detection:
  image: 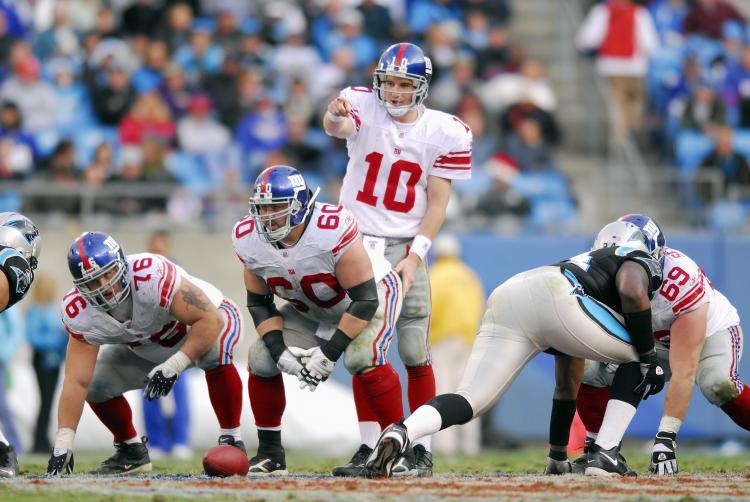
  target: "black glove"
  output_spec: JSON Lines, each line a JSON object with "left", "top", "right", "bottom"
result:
{"left": 649, "top": 431, "right": 678, "bottom": 475}
{"left": 47, "top": 449, "right": 74, "bottom": 476}
{"left": 634, "top": 350, "right": 665, "bottom": 399}
{"left": 143, "top": 368, "right": 178, "bottom": 401}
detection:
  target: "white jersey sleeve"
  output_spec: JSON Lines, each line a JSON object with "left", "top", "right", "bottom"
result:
{"left": 428, "top": 111, "right": 473, "bottom": 181}
{"left": 339, "top": 86, "right": 379, "bottom": 139}
{"left": 129, "top": 253, "right": 183, "bottom": 311}
{"left": 60, "top": 288, "right": 93, "bottom": 344}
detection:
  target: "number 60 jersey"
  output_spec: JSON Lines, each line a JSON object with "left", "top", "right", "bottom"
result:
{"left": 232, "top": 202, "right": 392, "bottom": 330}
{"left": 337, "top": 86, "right": 472, "bottom": 238}
{"left": 652, "top": 248, "right": 739, "bottom": 346}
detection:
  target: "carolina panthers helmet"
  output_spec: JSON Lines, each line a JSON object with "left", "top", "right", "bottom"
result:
{"left": 0, "top": 212, "right": 40, "bottom": 269}
{"left": 373, "top": 42, "right": 432, "bottom": 117}
{"left": 68, "top": 232, "right": 130, "bottom": 310}
{"left": 593, "top": 214, "right": 666, "bottom": 266}
{"left": 249, "top": 165, "right": 320, "bottom": 243}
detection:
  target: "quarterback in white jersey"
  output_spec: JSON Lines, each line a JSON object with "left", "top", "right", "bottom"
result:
{"left": 47, "top": 232, "right": 245, "bottom": 476}
{"left": 233, "top": 166, "right": 404, "bottom": 476}
{"left": 578, "top": 218, "right": 749, "bottom": 475}
{"left": 325, "top": 42, "right": 471, "bottom": 476}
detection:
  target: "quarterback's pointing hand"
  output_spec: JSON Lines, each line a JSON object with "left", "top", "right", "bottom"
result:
{"left": 327, "top": 97, "right": 352, "bottom": 118}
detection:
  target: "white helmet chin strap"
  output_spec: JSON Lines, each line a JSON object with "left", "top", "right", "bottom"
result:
{"left": 385, "top": 103, "right": 413, "bottom": 117}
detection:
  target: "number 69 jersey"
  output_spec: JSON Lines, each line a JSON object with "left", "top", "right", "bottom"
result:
{"left": 61, "top": 253, "right": 224, "bottom": 355}
{"left": 651, "top": 248, "right": 739, "bottom": 346}
{"left": 232, "top": 202, "right": 391, "bottom": 331}
{"left": 337, "top": 86, "right": 472, "bottom": 238}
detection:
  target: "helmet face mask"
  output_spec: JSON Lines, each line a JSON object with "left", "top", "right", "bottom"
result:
{"left": 373, "top": 43, "right": 432, "bottom": 117}
{"left": 68, "top": 232, "right": 130, "bottom": 311}
{"left": 0, "top": 212, "right": 40, "bottom": 269}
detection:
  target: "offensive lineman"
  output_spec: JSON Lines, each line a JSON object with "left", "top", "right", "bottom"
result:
{"left": 47, "top": 232, "right": 245, "bottom": 475}
{"left": 0, "top": 212, "right": 41, "bottom": 477}
{"left": 575, "top": 215, "right": 749, "bottom": 475}
{"left": 324, "top": 42, "right": 472, "bottom": 476}
{"left": 233, "top": 165, "right": 404, "bottom": 475}
{"left": 366, "top": 215, "right": 667, "bottom": 477}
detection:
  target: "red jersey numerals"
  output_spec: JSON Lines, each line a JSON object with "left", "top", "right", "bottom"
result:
{"left": 356, "top": 151, "right": 422, "bottom": 213}
{"left": 235, "top": 216, "right": 255, "bottom": 238}
{"left": 317, "top": 204, "right": 342, "bottom": 229}
{"left": 659, "top": 266, "right": 690, "bottom": 301}
{"left": 64, "top": 294, "right": 87, "bottom": 318}
{"left": 266, "top": 273, "right": 346, "bottom": 313}
{"left": 132, "top": 257, "right": 153, "bottom": 291}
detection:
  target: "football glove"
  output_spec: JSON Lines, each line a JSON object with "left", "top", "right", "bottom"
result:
{"left": 277, "top": 347, "right": 321, "bottom": 391}
{"left": 303, "top": 346, "right": 335, "bottom": 382}
{"left": 649, "top": 431, "right": 678, "bottom": 475}
{"left": 47, "top": 449, "right": 74, "bottom": 476}
{"left": 143, "top": 351, "right": 192, "bottom": 401}
{"left": 634, "top": 350, "right": 665, "bottom": 400}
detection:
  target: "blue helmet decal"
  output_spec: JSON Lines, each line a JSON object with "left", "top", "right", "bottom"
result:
{"left": 68, "top": 232, "right": 130, "bottom": 310}
{"left": 618, "top": 214, "right": 666, "bottom": 265}
{"left": 373, "top": 42, "right": 432, "bottom": 116}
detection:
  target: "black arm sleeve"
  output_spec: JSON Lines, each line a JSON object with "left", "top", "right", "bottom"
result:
{"left": 623, "top": 308, "right": 656, "bottom": 359}
{"left": 246, "top": 290, "right": 281, "bottom": 327}
{"left": 345, "top": 277, "right": 379, "bottom": 321}
{"left": 0, "top": 250, "right": 33, "bottom": 311}
{"left": 262, "top": 329, "right": 287, "bottom": 363}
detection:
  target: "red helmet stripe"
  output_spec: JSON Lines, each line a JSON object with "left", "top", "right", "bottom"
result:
{"left": 395, "top": 43, "right": 408, "bottom": 66}
{"left": 77, "top": 237, "right": 92, "bottom": 271}
{"left": 260, "top": 168, "right": 274, "bottom": 192}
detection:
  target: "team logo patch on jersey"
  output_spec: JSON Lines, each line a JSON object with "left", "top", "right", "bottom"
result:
{"left": 394, "top": 147, "right": 401, "bottom": 155}
{"left": 9, "top": 265, "right": 31, "bottom": 294}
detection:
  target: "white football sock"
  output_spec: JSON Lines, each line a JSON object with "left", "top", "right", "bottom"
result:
{"left": 404, "top": 405, "right": 441, "bottom": 444}
{"left": 412, "top": 435, "right": 432, "bottom": 451}
{"left": 124, "top": 436, "right": 141, "bottom": 444}
{"left": 220, "top": 427, "right": 242, "bottom": 441}
{"left": 595, "top": 400, "right": 636, "bottom": 450}
{"left": 586, "top": 431, "right": 598, "bottom": 441}
{"left": 359, "top": 421, "right": 381, "bottom": 449}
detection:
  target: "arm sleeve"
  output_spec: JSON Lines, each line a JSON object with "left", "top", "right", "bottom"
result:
{"left": 431, "top": 117, "right": 473, "bottom": 180}
{"left": 0, "top": 247, "right": 33, "bottom": 309}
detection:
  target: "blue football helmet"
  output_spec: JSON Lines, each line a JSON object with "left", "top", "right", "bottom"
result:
{"left": 68, "top": 232, "right": 130, "bottom": 310}
{"left": 0, "top": 212, "right": 40, "bottom": 269}
{"left": 593, "top": 214, "right": 666, "bottom": 266}
{"left": 373, "top": 42, "right": 432, "bottom": 116}
{"left": 249, "top": 165, "right": 320, "bottom": 243}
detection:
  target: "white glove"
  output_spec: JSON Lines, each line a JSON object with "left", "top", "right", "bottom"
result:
{"left": 304, "top": 346, "right": 336, "bottom": 382}
{"left": 276, "top": 347, "right": 305, "bottom": 376}
{"left": 649, "top": 431, "right": 678, "bottom": 475}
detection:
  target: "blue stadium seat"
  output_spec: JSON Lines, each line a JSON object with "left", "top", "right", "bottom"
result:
{"left": 32, "top": 128, "right": 60, "bottom": 158}
{"left": 731, "top": 129, "right": 750, "bottom": 159}
{"left": 675, "top": 130, "right": 714, "bottom": 176}
{"left": 683, "top": 35, "right": 725, "bottom": 70}
{"left": 166, "top": 152, "right": 213, "bottom": 195}
{"left": 707, "top": 199, "right": 747, "bottom": 232}
{"left": 73, "top": 126, "right": 119, "bottom": 168}
{"left": 527, "top": 198, "right": 578, "bottom": 230}
{"left": 511, "top": 171, "right": 571, "bottom": 200}
{"left": 0, "top": 193, "right": 22, "bottom": 212}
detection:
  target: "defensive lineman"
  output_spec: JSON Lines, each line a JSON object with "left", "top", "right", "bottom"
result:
{"left": 233, "top": 165, "right": 404, "bottom": 475}
{"left": 366, "top": 215, "right": 667, "bottom": 477}
{"left": 0, "top": 213, "right": 41, "bottom": 477}
{"left": 576, "top": 215, "right": 749, "bottom": 475}
{"left": 47, "top": 232, "right": 245, "bottom": 475}
{"left": 324, "top": 42, "right": 472, "bottom": 476}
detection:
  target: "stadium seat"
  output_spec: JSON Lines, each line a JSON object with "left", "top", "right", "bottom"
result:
{"left": 731, "top": 129, "right": 750, "bottom": 160}
{"left": 675, "top": 130, "right": 715, "bottom": 176}
{"left": 73, "top": 126, "right": 119, "bottom": 168}
{"left": 0, "top": 193, "right": 22, "bottom": 212}
{"left": 511, "top": 171, "right": 571, "bottom": 201}
{"left": 166, "top": 152, "right": 213, "bottom": 195}
{"left": 707, "top": 200, "right": 747, "bottom": 232}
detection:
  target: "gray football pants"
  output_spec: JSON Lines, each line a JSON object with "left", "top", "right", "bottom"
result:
{"left": 456, "top": 266, "right": 639, "bottom": 418}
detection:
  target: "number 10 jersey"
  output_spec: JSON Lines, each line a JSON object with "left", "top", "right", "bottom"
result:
{"left": 337, "top": 87, "right": 473, "bottom": 238}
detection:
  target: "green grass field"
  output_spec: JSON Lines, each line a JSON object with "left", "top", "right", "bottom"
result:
{"left": 1, "top": 447, "right": 748, "bottom": 502}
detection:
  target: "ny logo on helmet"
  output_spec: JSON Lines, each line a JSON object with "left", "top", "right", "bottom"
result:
{"left": 642, "top": 220, "right": 661, "bottom": 241}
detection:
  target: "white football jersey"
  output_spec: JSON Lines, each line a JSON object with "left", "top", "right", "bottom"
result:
{"left": 651, "top": 247, "right": 739, "bottom": 346}
{"left": 337, "top": 87, "right": 472, "bottom": 238}
{"left": 61, "top": 253, "right": 224, "bottom": 349}
{"left": 232, "top": 202, "right": 391, "bottom": 332}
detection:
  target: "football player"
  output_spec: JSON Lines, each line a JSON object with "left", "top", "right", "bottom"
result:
{"left": 0, "top": 212, "right": 41, "bottom": 477}
{"left": 232, "top": 165, "right": 404, "bottom": 476}
{"left": 47, "top": 232, "right": 245, "bottom": 476}
{"left": 575, "top": 214, "right": 749, "bottom": 475}
{"left": 323, "top": 42, "right": 472, "bottom": 476}
{"left": 366, "top": 215, "right": 667, "bottom": 477}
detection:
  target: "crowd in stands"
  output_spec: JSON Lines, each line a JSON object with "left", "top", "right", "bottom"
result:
{"left": 0, "top": 0, "right": 577, "bottom": 231}
{"left": 578, "top": 0, "right": 750, "bottom": 230}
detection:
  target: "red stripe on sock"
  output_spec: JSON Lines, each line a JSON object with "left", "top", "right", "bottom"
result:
{"left": 576, "top": 384, "right": 610, "bottom": 433}
{"left": 248, "top": 373, "right": 285, "bottom": 428}
{"left": 720, "top": 386, "right": 750, "bottom": 431}
{"left": 354, "top": 364, "right": 404, "bottom": 429}
{"left": 88, "top": 396, "right": 137, "bottom": 443}
{"left": 205, "top": 364, "right": 243, "bottom": 429}
{"left": 406, "top": 364, "right": 436, "bottom": 412}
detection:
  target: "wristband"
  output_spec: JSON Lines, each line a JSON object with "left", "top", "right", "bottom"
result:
{"left": 262, "top": 329, "right": 287, "bottom": 363}
{"left": 163, "top": 350, "right": 193, "bottom": 375}
{"left": 409, "top": 234, "right": 432, "bottom": 261}
{"left": 54, "top": 427, "right": 75, "bottom": 451}
{"left": 658, "top": 415, "right": 682, "bottom": 435}
{"left": 320, "top": 329, "right": 352, "bottom": 362}
{"left": 325, "top": 111, "right": 346, "bottom": 123}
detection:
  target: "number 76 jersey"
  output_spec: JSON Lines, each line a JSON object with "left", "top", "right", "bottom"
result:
{"left": 338, "top": 86, "right": 473, "bottom": 238}
{"left": 651, "top": 248, "right": 739, "bottom": 345}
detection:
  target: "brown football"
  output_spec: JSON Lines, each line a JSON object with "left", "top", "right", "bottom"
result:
{"left": 202, "top": 445, "right": 249, "bottom": 477}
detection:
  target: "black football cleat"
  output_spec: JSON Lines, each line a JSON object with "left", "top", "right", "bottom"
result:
{"left": 332, "top": 444, "right": 373, "bottom": 477}
{"left": 0, "top": 442, "right": 18, "bottom": 477}
{"left": 90, "top": 437, "right": 152, "bottom": 475}
{"left": 365, "top": 422, "right": 409, "bottom": 478}
{"left": 218, "top": 435, "right": 247, "bottom": 455}
{"left": 248, "top": 447, "right": 288, "bottom": 476}
{"left": 584, "top": 443, "right": 637, "bottom": 477}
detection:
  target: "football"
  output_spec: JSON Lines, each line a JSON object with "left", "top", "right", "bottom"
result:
{"left": 202, "top": 445, "right": 249, "bottom": 477}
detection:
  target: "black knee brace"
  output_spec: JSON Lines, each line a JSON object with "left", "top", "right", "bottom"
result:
{"left": 611, "top": 362, "right": 644, "bottom": 408}
{"left": 427, "top": 393, "right": 474, "bottom": 429}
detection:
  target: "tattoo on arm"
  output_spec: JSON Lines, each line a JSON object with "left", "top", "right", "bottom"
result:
{"left": 180, "top": 285, "right": 211, "bottom": 312}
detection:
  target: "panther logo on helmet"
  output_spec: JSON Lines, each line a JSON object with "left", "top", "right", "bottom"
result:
{"left": 0, "top": 212, "right": 41, "bottom": 269}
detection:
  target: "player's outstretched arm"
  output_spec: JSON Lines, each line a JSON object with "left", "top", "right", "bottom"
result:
{"left": 323, "top": 96, "right": 355, "bottom": 139}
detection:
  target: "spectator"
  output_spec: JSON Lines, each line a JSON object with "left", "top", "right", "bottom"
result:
{"left": 424, "top": 20, "right": 463, "bottom": 80}
{"left": 475, "top": 153, "right": 531, "bottom": 219}
{"left": 201, "top": 56, "right": 242, "bottom": 128}
{"left": 176, "top": 93, "right": 230, "bottom": 155}
{"left": 456, "top": 93, "right": 497, "bottom": 165}
{"left": 83, "top": 142, "right": 114, "bottom": 189}
{"left": 213, "top": 5, "right": 242, "bottom": 57}
{"left": 282, "top": 77, "right": 315, "bottom": 126}
{"left": 234, "top": 95, "right": 287, "bottom": 162}
{"left": 159, "top": 63, "right": 193, "bottom": 120}
{"left": 31, "top": 2, "right": 79, "bottom": 60}
{"left": 119, "top": 92, "right": 176, "bottom": 146}
{"left": 480, "top": 57, "right": 557, "bottom": 115}
{"left": 280, "top": 119, "right": 324, "bottom": 174}
{"left": 155, "top": 2, "right": 194, "bottom": 54}
{"left": 120, "top": 0, "right": 162, "bottom": 38}
{"left": 682, "top": 0, "right": 744, "bottom": 40}
{"left": 357, "top": 0, "right": 393, "bottom": 42}
{"left": 25, "top": 272, "right": 67, "bottom": 453}
{"left": 459, "top": 0, "right": 512, "bottom": 26}
{"left": 269, "top": 31, "right": 322, "bottom": 84}
{"left": 48, "top": 57, "right": 94, "bottom": 135}
{"left": 0, "top": 10, "right": 20, "bottom": 65}
{"left": 695, "top": 125, "right": 750, "bottom": 202}
{"left": 475, "top": 23, "right": 511, "bottom": 80}
{"left": 648, "top": 0, "right": 689, "bottom": 46}
{"left": 90, "top": 63, "right": 136, "bottom": 126}
{"left": 501, "top": 99, "right": 561, "bottom": 147}
{"left": 408, "top": 0, "right": 462, "bottom": 36}
{"left": 577, "top": 0, "right": 659, "bottom": 141}
{"left": 0, "top": 306, "right": 23, "bottom": 452}
{"left": 173, "top": 18, "right": 225, "bottom": 86}
{"left": 140, "top": 230, "right": 193, "bottom": 460}
{"left": 679, "top": 79, "right": 727, "bottom": 132}
{"left": 428, "top": 233, "right": 485, "bottom": 455}
{"left": 39, "top": 139, "right": 77, "bottom": 183}
{"left": 0, "top": 54, "right": 57, "bottom": 132}
{"left": 131, "top": 39, "right": 170, "bottom": 93}
{"left": 321, "top": 9, "right": 377, "bottom": 70}
{"left": 502, "top": 117, "right": 558, "bottom": 172}
{"left": 722, "top": 44, "right": 750, "bottom": 127}
{"left": 0, "top": 101, "right": 37, "bottom": 179}
{"left": 430, "top": 52, "right": 480, "bottom": 114}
